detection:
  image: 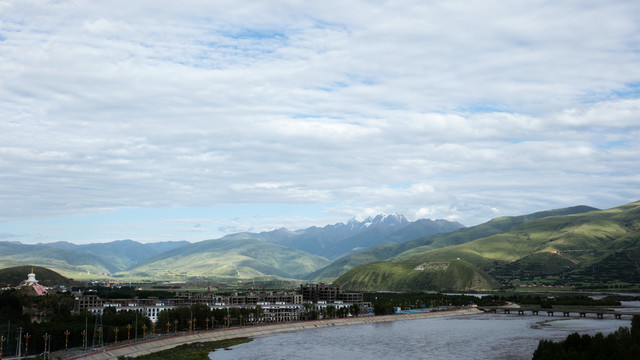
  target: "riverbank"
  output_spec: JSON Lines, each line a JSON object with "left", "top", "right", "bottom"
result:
{"left": 64, "top": 307, "right": 482, "bottom": 360}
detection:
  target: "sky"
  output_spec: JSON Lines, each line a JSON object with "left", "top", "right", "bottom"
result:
{"left": 1, "top": 0, "right": 639, "bottom": 244}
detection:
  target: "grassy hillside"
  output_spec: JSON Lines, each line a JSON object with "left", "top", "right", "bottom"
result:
{"left": 122, "top": 239, "right": 331, "bottom": 281}
{"left": 0, "top": 265, "right": 77, "bottom": 287}
{"left": 400, "top": 201, "right": 638, "bottom": 268}
{"left": 306, "top": 243, "right": 401, "bottom": 282}
{"left": 337, "top": 201, "right": 640, "bottom": 291}
{"left": 0, "top": 240, "right": 190, "bottom": 280}
{"left": 0, "top": 242, "right": 114, "bottom": 278}
{"left": 310, "top": 205, "right": 596, "bottom": 282}
{"left": 336, "top": 259, "right": 499, "bottom": 291}
{"left": 390, "top": 205, "right": 599, "bottom": 259}
{"left": 319, "top": 218, "right": 464, "bottom": 259}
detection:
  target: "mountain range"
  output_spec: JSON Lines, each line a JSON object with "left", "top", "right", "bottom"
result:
{"left": 0, "top": 215, "right": 462, "bottom": 281}
{"left": 2, "top": 200, "right": 639, "bottom": 292}
{"left": 0, "top": 240, "right": 190, "bottom": 276}
{"left": 223, "top": 214, "right": 463, "bottom": 259}
{"left": 336, "top": 201, "right": 640, "bottom": 291}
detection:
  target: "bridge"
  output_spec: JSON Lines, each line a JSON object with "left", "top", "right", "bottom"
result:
{"left": 478, "top": 306, "right": 635, "bottom": 319}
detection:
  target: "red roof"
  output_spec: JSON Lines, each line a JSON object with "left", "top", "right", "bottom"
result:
{"left": 32, "top": 285, "right": 48, "bottom": 296}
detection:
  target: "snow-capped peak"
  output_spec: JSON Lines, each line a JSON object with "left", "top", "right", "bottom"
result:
{"left": 330, "top": 213, "right": 409, "bottom": 230}
{"left": 361, "top": 213, "right": 408, "bottom": 227}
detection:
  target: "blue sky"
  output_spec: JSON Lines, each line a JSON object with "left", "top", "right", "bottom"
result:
{"left": 1, "top": 0, "right": 639, "bottom": 244}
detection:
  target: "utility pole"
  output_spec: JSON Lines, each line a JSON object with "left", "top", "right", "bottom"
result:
{"left": 23, "top": 333, "right": 30, "bottom": 357}
{"left": 42, "top": 333, "right": 50, "bottom": 360}
{"left": 85, "top": 316, "right": 88, "bottom": 352}
{"left": 16, "top": 327, "right": 22, "bottom": 359}
{"left": 64, "top": 330, "right": 70, "bottom": 351}
{"left": 5, "top": 320, "right": 9, "bottom": 360}
{"left": 135, "top": 311, "right": 138, "bottom": 341}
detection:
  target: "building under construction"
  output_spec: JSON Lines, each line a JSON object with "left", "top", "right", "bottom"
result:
{"left": 299, "top": 283, "right": 363, "bottom": 304}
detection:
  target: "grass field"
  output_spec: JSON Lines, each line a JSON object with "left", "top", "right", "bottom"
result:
{"left": 116, "top": 338, "right": 252, "bottom": 360}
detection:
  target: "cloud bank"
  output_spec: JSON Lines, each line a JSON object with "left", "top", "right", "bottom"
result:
{"left": 1, "top": 0, "right": 639, "bottom": 242}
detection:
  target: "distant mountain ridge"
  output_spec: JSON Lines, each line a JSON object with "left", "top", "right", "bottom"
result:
{"left": 223, "top": 214, "right": 464, "bottom": 260}
{"left": 118, "top": 214, "right": 463, "bottom": 280}
{"left": 308, "top": 205, "right": 598, "bottom": 282}
{"left": 0, "top": 240, "right": 190, "bottom": 278}
{"left": 123, "top": 238, "right": 332, "bottom": 280}
{"left": 336, "top": 201, "right": 640, "bottom": 292}
{"left": 5, "top": 202, "right": 637, "bottom": 292}
{"left": 0, "top": 214, "right": 463, "bottom": 281}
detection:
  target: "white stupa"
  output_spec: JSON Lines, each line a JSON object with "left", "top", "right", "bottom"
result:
{"left": 25, "top": 267, "right": 39, "bottom": 286}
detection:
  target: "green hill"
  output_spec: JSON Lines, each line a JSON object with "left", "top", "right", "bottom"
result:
{"left": 0, "top": 240, "right": 189, "bottom": 279}
{"left": 337, "top": 201, "right": 640, "bottom": 291}
{"left": 310, "top": 205, "right": 597, "bottom": 282}
{"left": 0, "top": 265, "right": 77, "bottom": 287}
{"left": 0, "top": 242, "right": 113, "bottom": 278}
{"left": 121, "top": 239, "right": 331, "bottom": 281}
{"left": 336, "top": 259, "right": 499, "bottom": 291}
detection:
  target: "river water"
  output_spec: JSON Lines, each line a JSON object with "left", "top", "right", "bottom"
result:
{"left": 209, "top": 313, "right": 631, "bottom": 360}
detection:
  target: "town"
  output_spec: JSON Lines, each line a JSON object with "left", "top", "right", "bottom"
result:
{"left": 1, "top": 268, "right": 370, "bottom": 358}
{"left": 75, "top": 282, "right": 366, "bottom": 325}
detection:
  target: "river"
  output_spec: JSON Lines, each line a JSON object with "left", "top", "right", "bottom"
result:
{"left": 209, "top": 313, "right": 631, "bottom": 360}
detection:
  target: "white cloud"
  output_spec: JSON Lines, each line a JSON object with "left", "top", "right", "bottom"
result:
{"left": 0, "top": 0, "right": 639, "bottom": 242}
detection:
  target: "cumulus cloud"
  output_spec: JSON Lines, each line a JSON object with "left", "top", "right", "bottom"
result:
{"left": 1, "top": 0, "right": 639, "bottom": 242}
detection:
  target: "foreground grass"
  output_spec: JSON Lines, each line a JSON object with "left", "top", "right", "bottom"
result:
{"left": 116, "top": 337, "right": 253, "bottom": 360}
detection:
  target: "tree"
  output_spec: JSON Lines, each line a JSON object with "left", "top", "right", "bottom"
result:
{"left": 302, "top": 303, "right": 314, "bottom": 320}
{"left": 325, "top": 305, "right": 336, "bottom": 319}
{"left": 533, "top": 315, "right": 640, "bottom": 359}
{"left": 253, "top": 305, "right": 264, "bottom": 324}
{"left": 350, "top": 303, "right": 360, "bottom": 317}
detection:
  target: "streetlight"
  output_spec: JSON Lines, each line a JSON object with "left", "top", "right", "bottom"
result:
{"left": 114, "top": 327, "right": 119, "bottom": 345}
{"left": 43, "top": 333, "right": 50, "bottom": 360}
{"left": 81, "top": 330, "right": 87, "bottom": 350}
{"left": 142, "top": 325, "right": 147, "bottom": 339}
{"left": 0, "top": 335, "right": 5, "bottom": 360}
{"left": 64, "top": 330, "right": 70, "bottom": 351}
{"left": 24, "top": 333, "right": 31, "bottom": 357}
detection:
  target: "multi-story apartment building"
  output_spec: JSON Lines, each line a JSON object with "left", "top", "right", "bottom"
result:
{"left": 299, "top": 283, "right": 363, "bottom": 304}
{"left": 73, "top": 284, "right": 361, "bottom": 324}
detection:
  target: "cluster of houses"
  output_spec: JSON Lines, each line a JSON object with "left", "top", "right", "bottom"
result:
{"left": 74, "top": 283, "right": 368, "bottom": 323}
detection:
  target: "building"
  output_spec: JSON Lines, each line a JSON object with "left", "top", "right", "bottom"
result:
{"left": 173, "top": 291, "right": 303, "bottom": 306}
{"left": 299, "top": 283, "right": 363, "bottom": 304}
{"left": 74, "top": 292, "right": 104, "bottom": 313}
{"left": 18, "top": 268, "right": 48, "bottom": 296}
{"left": 74, "top": 285, "right": 361, "bottom": 324}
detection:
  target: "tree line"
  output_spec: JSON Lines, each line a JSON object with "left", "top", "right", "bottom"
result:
{"left": 533, "top": 315, "right": 640, "bottom": 359}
